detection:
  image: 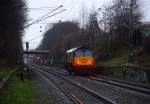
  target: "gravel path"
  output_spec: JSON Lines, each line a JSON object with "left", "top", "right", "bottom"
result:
{"left": 30, "top": 68, "right": 74, "bottom": 104}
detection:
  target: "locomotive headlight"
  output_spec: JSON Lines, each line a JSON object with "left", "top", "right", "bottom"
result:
{"left": 88, "top": 61, "right": 91, "bottom": 64}
{"left": 77, "top": 61, "right": 80, "bottom": 65}
{"left": 74, "top": 58, "right": 81, "bottom": 66}
{"left": 88, "top": 60, "right": 93, "bottom": 65}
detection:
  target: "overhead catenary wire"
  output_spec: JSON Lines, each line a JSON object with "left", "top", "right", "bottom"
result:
{"left": 24, "top": 6, "right": 65, "bottom": 11}
{"left": 25, "top": 9, "right": 66, "bottom": 42}
{"left": 34, "top": 9, "right": 65, "bottom": 23}
{"left": 27, "top": 9, "right": 65, "bottom": 27}
{"left": 24, "top": 5, "right": 63, "bottom": 28}
{"left": 26, "top": 8, "right": 64, "bottom": 11}
{"left": 17, "top": 5, "right": 60, "bottom": 9}
{"left": 35, "top": 22, "right": 58, "bottom": 24}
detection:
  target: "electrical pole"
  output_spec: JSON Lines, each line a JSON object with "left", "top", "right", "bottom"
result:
{"left": 26, "top": 42, "right": 29, "bottom": 67}
{"left": 129, "top": 0, "right": 136, "bottom": 63}
{"left": 109, "top": 22, "right": 112, "bottom": 57}
{"left": 108, "top": 10, "right": 114, "bottom": 57}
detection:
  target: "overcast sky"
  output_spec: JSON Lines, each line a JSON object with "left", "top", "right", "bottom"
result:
{"left": 23, "top": 0, "right": 150, "bottom": 50}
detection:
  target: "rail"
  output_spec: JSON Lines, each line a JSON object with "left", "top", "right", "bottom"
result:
{"left": 32, "top": 65, "right": 116, "bottom": 104}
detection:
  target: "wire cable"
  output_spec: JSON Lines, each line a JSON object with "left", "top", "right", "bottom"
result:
{"left": 24, "top": 5, "right": 63, "bottom": 28}
{"left": 25, "top": 9, "right": 66, "bottom": 42}
{"left": 29, "top": 9, "right": 65, "bottom": 26}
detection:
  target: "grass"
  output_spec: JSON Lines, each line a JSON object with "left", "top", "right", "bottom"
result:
{"left": 0, "top": 73, "right": 35, "bottom": 104}
{"left": 101, "top": 48, "right": 150, "bottom": 66}
{"left": 0, "top": 68, "right": 12, "bottom": 78}
{"left": 103, "top": 54, "right": 128, "bottom": 65}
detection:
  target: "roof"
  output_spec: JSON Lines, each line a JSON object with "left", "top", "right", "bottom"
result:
{"left": 66, "top": 46, "right": 91, "bottom": 53}
{"left": 66, "top": 47, "right": 78, "bottom": 53}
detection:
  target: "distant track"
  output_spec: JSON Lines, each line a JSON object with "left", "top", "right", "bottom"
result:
{"left": 95, "top": 75, "right": 150, "bottom": 89}
{"left": 88, "top": 76, "right": 150, "bottom": 96}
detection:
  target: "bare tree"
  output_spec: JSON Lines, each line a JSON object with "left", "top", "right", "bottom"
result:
{"left": 102, "top": 0, "right": 142, "bottom": 49}
{"left": 80, "top": 4, "right": 89, "bottom": 29}
{"left": 85, "top": 10, "right": 100, "bottom": 48}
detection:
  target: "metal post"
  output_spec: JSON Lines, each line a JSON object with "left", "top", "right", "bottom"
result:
{"left": 109, "top": 24, "right": 112, "bottom": 57}
{"left": 50, "top": 58, "right": 53, "bottom": 65}
{"left": 129, "top": 0, "right": 136, "bottom": 63}
{"left": 26, "top": 42, "right": 29, "bottom": 67}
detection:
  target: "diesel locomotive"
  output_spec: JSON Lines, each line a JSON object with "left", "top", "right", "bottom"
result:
{"left": 64, "top": 46, "right": 95, "bottom": 75}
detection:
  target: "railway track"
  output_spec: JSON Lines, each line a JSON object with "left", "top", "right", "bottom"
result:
{"left": 43, "top": 65, "right": 150, "bottom": 96}
{"left": 33, "top": 65, "right": 150, "bottom": 96}
{"left": 92, "top": 74, "right": 150, "bottom": 89}
{"left": 88, "top": 75, "right": 150, "bottom": 96}
{"left": 33, "top": 68, "right": 83, "bottom": 104}
{"left": 31, "top": 65, "right": 116, "bottom": 104}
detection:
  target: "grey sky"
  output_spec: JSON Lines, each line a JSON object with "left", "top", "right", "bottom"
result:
{"left": 23, "top": 0, "right": 150, "bottom": 49}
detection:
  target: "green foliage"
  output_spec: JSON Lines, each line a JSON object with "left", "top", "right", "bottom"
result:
{"left": 103, "top": 54, "right": 128, "bottom": 65}
{"left": 0, "top": 68, "right": 11, "bottom": 78}
{"left": 0, "top": 74, "right": 35, "bottom": 104}
{"left": 0, "top": 0, "right": 26, "bottom": 66}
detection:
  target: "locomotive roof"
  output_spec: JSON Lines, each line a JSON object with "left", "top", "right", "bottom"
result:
{"left": 66, "top": 46, "right": 91, "bottom": 53}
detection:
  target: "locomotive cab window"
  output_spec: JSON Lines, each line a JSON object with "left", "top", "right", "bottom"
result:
{"left": 75, "top": 50, "right": 84, "bottom": 57}
{"left": 75, "top": 50, "right": 93, "bottom": 57}
{"left": 84, "top": 50, "right": 93, "bottom": 56}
